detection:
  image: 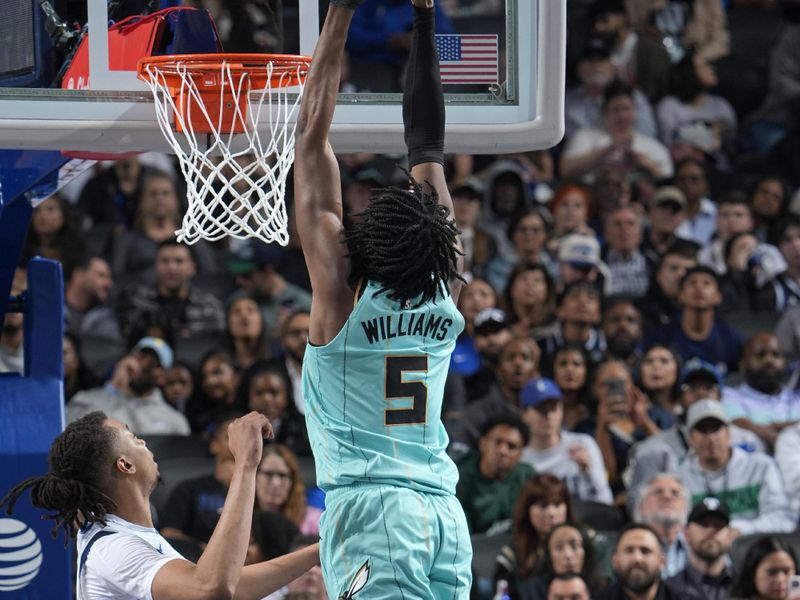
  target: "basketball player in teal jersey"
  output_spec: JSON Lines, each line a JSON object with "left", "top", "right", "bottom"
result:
{"left": 293, "top": 0, "right": 472, "bottom": 598}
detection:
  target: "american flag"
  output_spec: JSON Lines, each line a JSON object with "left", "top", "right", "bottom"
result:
{"left": 435, "top": 34, "right": 499, "bottom": 85}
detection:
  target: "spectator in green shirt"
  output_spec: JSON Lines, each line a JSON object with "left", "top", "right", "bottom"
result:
{"left": 456, "top": 413, "right": 535, "bottom": 534}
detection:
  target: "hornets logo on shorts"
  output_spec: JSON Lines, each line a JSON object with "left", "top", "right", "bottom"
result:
{"left": 339, "top": 560, "right": 370, "bottom": 599}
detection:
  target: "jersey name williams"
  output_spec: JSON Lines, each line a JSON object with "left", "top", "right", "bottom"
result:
{"left": 360, "top": 312, "right": 454, "bottom": 344}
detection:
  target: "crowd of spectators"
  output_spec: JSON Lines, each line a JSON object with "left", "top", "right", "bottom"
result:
{"left": 5, "top": 0, "right": 800, "bottom": 598}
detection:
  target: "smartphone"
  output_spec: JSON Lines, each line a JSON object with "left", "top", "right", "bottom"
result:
{"left": 789, "top": 575, "right": 800, "bottom": 600}
{"left": 605, "top": 378, "right": 628, "bottom": 417}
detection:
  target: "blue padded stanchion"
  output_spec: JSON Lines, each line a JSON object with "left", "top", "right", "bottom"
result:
{"left": 0, "top": 258, "right": 70, "bottom": 597}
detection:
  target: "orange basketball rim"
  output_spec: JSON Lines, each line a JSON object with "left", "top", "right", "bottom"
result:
{"left": 137, "top": 53, "right": 311, "bottom": 134}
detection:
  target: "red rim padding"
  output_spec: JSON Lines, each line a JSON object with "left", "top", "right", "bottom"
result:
{"left": 137, "top": 53, "right": 311, "bottom": 89}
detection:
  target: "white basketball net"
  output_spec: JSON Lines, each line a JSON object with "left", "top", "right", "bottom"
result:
{"left": 140, "top": 59, "right": 307, "bottom": 245}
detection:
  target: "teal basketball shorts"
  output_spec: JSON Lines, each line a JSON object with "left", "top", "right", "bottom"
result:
{"left": 319, "top": 484, "right": 472, "bottom": 600}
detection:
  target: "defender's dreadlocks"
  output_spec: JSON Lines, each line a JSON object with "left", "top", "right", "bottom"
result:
{"left": 344, "top": 176, "right": 464, "bottom": 307}
{"left": 0, "top": 411, "right": 118, "bottom": 544}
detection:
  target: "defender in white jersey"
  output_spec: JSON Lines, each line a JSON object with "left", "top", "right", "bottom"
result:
{"left": 1, "top": 411, "right": 319, "bottom": 600}
{"left": 294, "top": 0, "right": 472, "bottom": 597}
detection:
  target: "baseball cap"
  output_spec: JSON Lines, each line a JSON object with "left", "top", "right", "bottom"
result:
{"left": 590, "top": 0, "right": 627, "bottom": 20}
{"left": 652, "top": 186, "right": 687, "bottom": 211}
{"left": 558, "top": 234, "right": 600, "bottom": 268}
{"left": 353, "top": 165, "right": 387, "bottom": 187}
{"left": 686, "top": 399, "right": 730, "bottom": 430}
{"left": 133, "top": 337, "right": 174, "bottom": 369}
{"left": 251, "top": 241, "right": 285, "bottom": 267}
{"left": 581, "top": 37, "right": 612, "bottom": 61}
{"left": 227, "top": 241, "right": 284, "bottom": 275}
{"left": 450, "top": 338, "right": 482, "bottom": 376}
{"left": 352, "top": 157, "right": 405, "bottom": 188}
{"left": 688, "top": 496, "right": 730, "bottom": 525}
{"left": 520, "top": 378, "right": 564, "bottom": 408}
{"left": 473, "top": 308, "right": 509, "bottom": 336}
{"left": 450, "top": 176, "right": 484, "bottom": 201}
{"left": 679, "top": 358, "right": 723, "bottom": 388}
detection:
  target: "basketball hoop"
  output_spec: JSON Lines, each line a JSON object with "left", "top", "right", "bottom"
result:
{"left": 137, "top": 53, "right": 311, "bottom": 245}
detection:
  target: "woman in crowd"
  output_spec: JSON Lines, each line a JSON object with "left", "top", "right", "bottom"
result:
{"left": 549, "top": 184, "right": 593, "bottom": 251}
{"left": 522, "top": 522, "right": 604, "bottom": 600}
{"left": 457, "top": 277, "right": 499, "bottom": 338}
{"left": 161, "top": 361, "right": 196, "bottom": 415}
{"left": 551, "top": 344, "right": 592, "bottom": 431}
{"left": 494, "top": 474, "right": 574, "bottom": 599}
{"left": 730, "top": 536, "right": 798, "bottom": 600}
{"left": 656, "top": 52, "right": 737, "bottom": 149}
{"left": 750, "top": 176, "right": 791, "bottom": 246}
{"left": 62, "top": 333, "right": 102, "bottom": 401}
{"left": 224, "top": 295, "right": 268, "bottom": 370}
{"left": 488, "top": 208, "right": 555, "bottom": 292}
{"left": 504, "top": 263, "right": 557, "bottom": 339}
{"left": 185, "top": 350, "right": 239, "bottom": 434}
{"left": 256, "top": 444, "right": 317, "bottom": 534}
{"left": 482, "top": 161, "right": 531, "bottom": 244}
{"left": 638, "top": 345, "right": 681, "bottom": 417}
{"left": 236, "top": 359, "right": 310, "bottom": 457}
{"left": 20, "top": 194, "right": 86, "bottom": 276}
{"left": 583, "top": 358, "right": 672, "bottom": 499}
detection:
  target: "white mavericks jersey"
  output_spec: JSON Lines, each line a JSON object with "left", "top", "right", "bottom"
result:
{"left": 76, "top": 514, "right": 184, "bottom": 600}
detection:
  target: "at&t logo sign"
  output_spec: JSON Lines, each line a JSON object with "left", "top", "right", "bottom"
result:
{"left": 0, "top": 518, "right": 43, "bottom": 592}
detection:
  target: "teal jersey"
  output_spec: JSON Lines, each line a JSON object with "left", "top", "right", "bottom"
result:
{"left": 302, "top": 280, "right": 465, "bottom": 495}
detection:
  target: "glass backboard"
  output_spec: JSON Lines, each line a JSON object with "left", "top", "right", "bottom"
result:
{"left": 0, "top": 0, "right": 565, "bottom": 154}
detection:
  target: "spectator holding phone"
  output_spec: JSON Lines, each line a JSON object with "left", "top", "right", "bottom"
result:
{"left": 583, "top": 358, "right": 671, "bottom": 498}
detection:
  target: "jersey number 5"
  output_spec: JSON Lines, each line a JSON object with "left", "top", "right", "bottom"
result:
{"left": 384, "top": 355, "right": 428, "bottom": 426}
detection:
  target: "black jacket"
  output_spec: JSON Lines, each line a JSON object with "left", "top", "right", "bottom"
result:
{"left": 596, "top": 581, "right": 681, "bottom": 600}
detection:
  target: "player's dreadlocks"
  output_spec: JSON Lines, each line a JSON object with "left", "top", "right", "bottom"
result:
{"left": 0, "top": 411, "right": 118, "bottom": 544}
{"left": 344, "top": 176, "right": 463, "bottom": 307}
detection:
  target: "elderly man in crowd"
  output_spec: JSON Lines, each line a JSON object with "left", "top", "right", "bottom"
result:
{"left": 603, "top": 206, "right": 649, "bottom": 298}
{"left": 633, "top": 473, "right": 690, "bottom": 578}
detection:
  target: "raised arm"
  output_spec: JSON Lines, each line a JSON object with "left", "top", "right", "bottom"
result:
{"left": 404, "top": 0, "right": 465, "bottom": 300}
{"left": 151, "top": 413, "right": 271, "bottom": 600}
{"left": 293, "top": 3, "right": 359, "bottom": 343}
